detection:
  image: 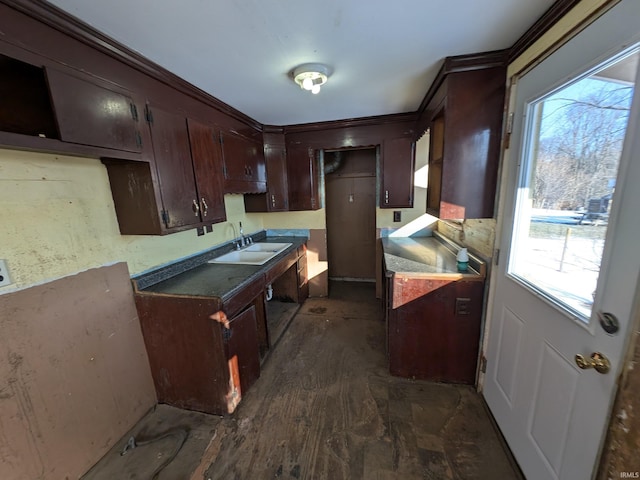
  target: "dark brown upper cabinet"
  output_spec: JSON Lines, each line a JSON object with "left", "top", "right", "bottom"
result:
{"left": 146, "top": 105, "right": 200, "bottom": 229}
{"left": 105, "top": 107, "right": 227, "bottom": 235}
{"left": 46, "top": 68, "right": 142, "bottom": 153}
{"left": 244, "top": 132, "right": 289, "bottom": 212}
{"left": 380, "top": 137, "right": 415, "bottom": 208}
{"left": 0, "top": 53, "right": 58, "bottom": 139}
{"left": 187, "top": 118, "right": 227, "bottom": 225}
{"left": 420, "top": 51, "right": 507, "bottom": 220}
{"left": 287, "top": 145, "right": 319, "bottom": 211}
{"left": 221, "top": 130, "right": 267, "bottom": 194}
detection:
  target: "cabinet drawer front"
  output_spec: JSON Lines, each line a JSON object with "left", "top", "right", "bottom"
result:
{"left": 265, "top": 250, "right": 298, "bottom": 284}
{"left": 223, "top": 275, "right": 264, "bottom": 318}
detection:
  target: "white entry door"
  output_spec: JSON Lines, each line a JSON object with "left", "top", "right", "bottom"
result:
{"left": 484, "top": 1, "right": 640, "bottom": 479}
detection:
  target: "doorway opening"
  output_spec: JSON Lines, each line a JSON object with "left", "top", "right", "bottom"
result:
{"left": 324, "top": 147, "right": 377, "bottom": 295}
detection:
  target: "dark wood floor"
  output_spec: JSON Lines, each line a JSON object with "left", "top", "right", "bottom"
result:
{"left": 204, "top": 281, "right": 520, "bottom": 479}
{"left": 84, "top": 281, "right": 521, "bottom": 479}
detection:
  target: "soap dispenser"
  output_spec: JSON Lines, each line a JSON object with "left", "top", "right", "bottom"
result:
{"left": 457, "top": 248, "right": 469, "bottom": 272}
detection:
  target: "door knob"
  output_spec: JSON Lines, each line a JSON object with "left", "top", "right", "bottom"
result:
{"left": 575, "top": 352, "right": 610, "bottom": 374}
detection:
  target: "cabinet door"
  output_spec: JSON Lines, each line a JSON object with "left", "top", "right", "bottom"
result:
{"left": 0, "top": 53, "right": 58, "bottom": 139}
{"left": 426, "top": 115, "right": 445, "bottom": 216}
{"left": 244, "top": 138, "right": 289, "bottom": 212}
{"left": 146, "top": 105, "right": 199, "bottom": 229}
{"left": 380, "top": 137, "right": 415, "bottom": 208}
{"left": 46, "top": 67, "right": 142, "bottom": 152}
{"left": 221, "top": 131, "right": 266, "bottom": 193}
{"left": 264, "top": 145, "right": 289, "bottom": 211}
{"left": 224, "top": 305, "right": 260, "bottom": 397}
{"left": 187, "top": 119, "right": 226, "bottom": 224}
{"left": 388, "top": 280, "right": 483, "bottom": 384}
{"left": 287, "top": 145, "right": 319, "bottom": 211}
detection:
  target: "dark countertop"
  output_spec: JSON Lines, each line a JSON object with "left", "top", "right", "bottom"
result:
{"left": 136, "top": 236, "right": 307, "bottom": 302}
{"left": 382, "top": 233, "right": 485, "bottom": 278}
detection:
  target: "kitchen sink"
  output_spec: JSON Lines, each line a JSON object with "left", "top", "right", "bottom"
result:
{"left": 208, "top": 242, "right": 292, "bottom": 265}
{"left": 242, "top": 242, "right": 292, "bottom": 253}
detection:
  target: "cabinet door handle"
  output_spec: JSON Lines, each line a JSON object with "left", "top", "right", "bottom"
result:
{"left": 201, "top": 197, "right": 208, "bottom": 217}
{"left": 271, "top": 194, "right": 276, "bottom": 208}
{"left": 385, "top": 190, "right": 389, "bottom": 204}
{"left": 192, "top": 199, "right": 200, "bottom": 217}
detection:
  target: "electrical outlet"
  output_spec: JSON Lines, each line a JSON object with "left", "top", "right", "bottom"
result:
{"left": 393, "top": 211, "right": 401, "bottom": 222}
{"left": 455, "top": 297, "right": 471, "bottom": 316}
{"left": 0, "top": 259, "right": 13, "bottom": 287}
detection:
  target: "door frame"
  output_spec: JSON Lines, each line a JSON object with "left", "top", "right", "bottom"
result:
{"left": 480, "top": 1, "right": 640, "bottom": 476}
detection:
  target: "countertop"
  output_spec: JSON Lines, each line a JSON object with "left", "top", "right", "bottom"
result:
{"left": 134, "top": 236, "right": 307, "bottom": 302}
{"left": 382, "top": 232, "right": 485, "bottom": 279}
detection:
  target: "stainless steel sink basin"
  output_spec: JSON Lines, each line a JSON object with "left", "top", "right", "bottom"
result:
{"left": 208, "top": 242, "right": 292, "bottom": 265}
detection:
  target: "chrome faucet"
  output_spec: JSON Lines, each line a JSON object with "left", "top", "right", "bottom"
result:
{"left": 229, "top": 223, "right": 242, "bottom": 250}
{"left": 239, "top": 221, "right": 252, "bottom": 247}
{"left": 239, "top": 221, "right": 245, "bottom": 247}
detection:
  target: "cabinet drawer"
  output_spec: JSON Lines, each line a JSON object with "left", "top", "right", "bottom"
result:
{"left": 223, "top": 274, "right": 264, "bottom": 318}
{"left": 265, "top": 250, "right": 298, "bottom": 284}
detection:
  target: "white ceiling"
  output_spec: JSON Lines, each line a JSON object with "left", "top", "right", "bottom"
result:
{"left": 46, "top": 0, "right": 556, "bottom": 126}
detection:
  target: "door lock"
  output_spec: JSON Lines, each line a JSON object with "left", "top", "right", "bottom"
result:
{"left": 597, "top": 311, "right": 620, "bottom": 335}
{"left": 575, "top": 352, "right": 611, "bottom": 374}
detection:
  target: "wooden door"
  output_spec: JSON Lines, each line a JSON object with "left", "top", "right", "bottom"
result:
{"left": 326, "top": 149, "right": 376, "bottom": 280}
{"left": 485, "top": 4, "right": 640, "bottom": 478}
{"left": 187, "top": 118, "right": 226, "bottom": 224}
{"left": 146, "top": 105, "right": 199, "bottom": 229}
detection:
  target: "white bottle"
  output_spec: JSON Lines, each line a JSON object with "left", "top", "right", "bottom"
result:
{"left": 457, "top": 248, "right": 469, "bottom": 272}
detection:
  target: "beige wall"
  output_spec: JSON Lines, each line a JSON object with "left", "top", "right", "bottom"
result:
{"left": 0, "top": 142, "right": 428, "bottom": 294}
{"left": 0, "top": 148, "right": 263, "bottom": 291}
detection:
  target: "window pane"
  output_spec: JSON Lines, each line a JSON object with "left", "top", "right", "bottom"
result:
{"left": 508, "top": 49, "right": 638, "bottom": 321}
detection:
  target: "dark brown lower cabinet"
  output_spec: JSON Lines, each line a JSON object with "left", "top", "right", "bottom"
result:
{"left": 224, "top": 305, "right": 260, "bottom": 407}
{"left": 386, "top": 276, "right": 484, "bottom": 384}
{"left": 135, "top": 294, "right": 260, "bottom": 415}
{"left": 133, "top": 243, "right": 308, "bottom": 414}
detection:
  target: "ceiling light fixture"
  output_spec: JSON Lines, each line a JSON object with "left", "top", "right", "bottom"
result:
{"left": 292, "top": 63, "right": 331, "bottom": 95}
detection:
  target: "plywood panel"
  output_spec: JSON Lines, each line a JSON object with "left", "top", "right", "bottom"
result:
{"left": 0, "top": 263, "right": 156, "bottom": 480}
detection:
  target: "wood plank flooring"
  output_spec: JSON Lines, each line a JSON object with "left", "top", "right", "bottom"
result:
{"left": 203, "top": 282, "right": 520, "bottom": 479}
{"left": 82, "top": 281, "right": 521, "bottom": 479}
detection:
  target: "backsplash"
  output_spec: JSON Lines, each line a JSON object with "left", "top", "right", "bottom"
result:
{"left": 436, "top": 219, "right": 496, "bottom": 260}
